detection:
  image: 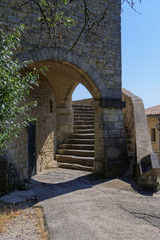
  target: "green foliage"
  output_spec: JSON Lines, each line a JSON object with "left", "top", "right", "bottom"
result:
{"left": 37, "top": 0, "right": 74, "bottom": 39}
{"left": 0, "top": 25, "right": 41, "bottom": 154}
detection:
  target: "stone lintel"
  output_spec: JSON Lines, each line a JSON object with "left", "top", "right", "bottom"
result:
{"left": 92, "top": 99, "right": 126, "bottom": 109}
{"left": 56, "top": 107, "right": 73, "bottom": 114}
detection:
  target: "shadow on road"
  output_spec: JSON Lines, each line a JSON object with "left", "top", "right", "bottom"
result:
{"left": 30, "top": 170, "right": 155, "bottom": 203}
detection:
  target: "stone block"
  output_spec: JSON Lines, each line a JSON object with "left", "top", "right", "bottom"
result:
{"left": 119, "top": 115, "right": 124, "bottom": 121}
{"left": 95, "top": 137, "right": 104, "bottom": 146}
{"left": 80, "top": 61, "right": 90, "bottom": 73}
{"left": 72, "top": 54, "right": 79, "bottom": 65}
{"left": 104, "top": 138, "right": 122, "bottom": 147}
{"left": 95, "top": 129, "right": 105, "bottom": 137}
{"left": 114, "top": 122, "right": 124, "bottom": 130}
{"left": 109, "top": 129, "right": 120, "bottom": 138}
{"left": 108, "top": 114, "right": 119, "bottom": 122}
{"left": 104, "top": 130, "right": 109, "bottom": 138}
{"left": 106, "top": 147, "right": 119, "bottom": 160}
{"left": 66, "top": 52, "right": 73, "bottom": 63}
{"left": 103, "top": 115, "right": 109, "bottom": 122}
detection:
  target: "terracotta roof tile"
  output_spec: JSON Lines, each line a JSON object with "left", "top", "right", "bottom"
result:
{"left": 145, "top": 105, "right": 160, "bottom": 116}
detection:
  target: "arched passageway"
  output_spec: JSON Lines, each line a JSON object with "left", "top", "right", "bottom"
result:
{"left": 31, "top": 60, "right": 103, "bottom": 174}
{"left": 7, "top": 50, "right": 128, "bottom": 179}
{"left": 33, "top": 59, "right": 101, "bottom": 145}
{"left": 55, "top": 83, "right": 95, "bottom": 171}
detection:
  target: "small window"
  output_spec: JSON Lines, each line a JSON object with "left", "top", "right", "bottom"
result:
{"left": 50, "top": 100, "right": 53, "bottom": 113}
{"left": 151, "top": 128, "right": 156, "bottom": 142}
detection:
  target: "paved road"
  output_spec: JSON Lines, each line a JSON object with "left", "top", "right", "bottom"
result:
{"left": 31, "top": 168, "right": 160, "bottom": 240}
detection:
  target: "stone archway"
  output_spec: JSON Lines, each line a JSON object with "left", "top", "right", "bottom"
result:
{"left": 7, "top": 47, "right": 129, "bottom": 179}
{"left": 32, "top": 58, "right": 104, "bottom": 175}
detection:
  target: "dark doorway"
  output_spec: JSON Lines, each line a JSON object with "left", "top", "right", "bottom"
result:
{"left": 27, "top": 122, "right": 36, "bottom": 177}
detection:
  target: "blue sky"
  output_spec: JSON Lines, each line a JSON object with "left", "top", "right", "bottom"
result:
{"left": 73, "top": 1, "right": 160, "bottom": 109}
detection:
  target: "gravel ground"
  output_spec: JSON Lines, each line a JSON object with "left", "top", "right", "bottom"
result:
{"left": 0, "top": 198, "right": 48, "bottom": 240}
{"left": 0, "top": 207, "right": 40, "bottom": 240}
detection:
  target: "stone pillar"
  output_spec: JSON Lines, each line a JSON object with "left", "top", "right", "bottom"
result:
{"left": 0, "top": 155, "right": 8, "bottom": 194}
{"left": 56, "top": 107, "right": 74, "bottom": 146}
{"left": 94, "top": 106, "right": 105, "bottom": 174}
{"left": 93, "top": 100, "right": 129, "bottom": 178}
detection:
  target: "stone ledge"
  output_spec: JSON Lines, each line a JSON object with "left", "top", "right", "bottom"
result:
{"left": 56, "top": 108, "right": 73, "bottom": 114}
{"left": 92, "top": 99, "right": 125, "bottom": 109}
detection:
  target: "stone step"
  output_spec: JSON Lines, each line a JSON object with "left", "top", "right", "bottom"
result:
{"left": 69, "top": 133, "right": 94, "bottom": 139}
{"left": 74, "top": 112, "right": 94, "bottom": 116}
{"left": 74, "top": 111, "right": 94, "bottom": 114}
{"left": 74, "top": 116, "right": 94, "bottom": 121}
{"left": 58, "top": 144, "right": 94, "bottom": 150}
{"left": 56, "top": 155, "right": 94, "bottom": 167}
{"left": 74, "top": 110, "right": 94, "bottom": 115}
{"left": 57, "top": 162, "right": 94, "bottom": 172}
{"left": 57, "top": 149, "right": 94, "bottom": 157}
{"left": 72, "top": 104, "right": 93, "bottom": 109}
{"left": 74, "top": 120, "right": 94, "bottom": 125}
{"left": 73, "top": 105, "right": 93, "bottom": 109}
{"left": 56, "top": 103, "right": 95, "bottom": 172}
{"left": 64, "top": 138, "right": 94, "bottom": 144}
{"left": 73, "top": 125, "right": 94, "bottom": 130}
{"left": 74, "top": 129, "right": 94, "bottom": 134}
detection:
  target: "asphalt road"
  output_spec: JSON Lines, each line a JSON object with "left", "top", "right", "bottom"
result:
{"left": 30, "top": 168, "right": 160, "bottom": 240}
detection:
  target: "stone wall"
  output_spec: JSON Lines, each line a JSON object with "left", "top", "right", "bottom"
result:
{"left": 122, "top": 90, "right": 136, "bottom": 157}
{"left": 73, "top": 98, "right": 128, "bottom": 177}
{"left": 122, "top": 89, "right": 160, "bottom": 189}
{"left": 7, "top": 76, "right": 57, "bottom": 179}
{"left": 72, "top": 99, "right": 93, "bottom": 106}
{"left": 147, "top": 116, "right": 160, "bottom": 153}
{"left": 122, "top": 89, "right": 160, "bottom": 172}
{"left": 122, "top": 89, "right": 153, "bottom": 164}
{"left": 103, "top": 107, "right": 128, "bottom": 177}
{"left": 0, "top": 0, "right": 131, "bottom": 180}
{"left": 0, "top": 0, "right": 122, "bottom": 100}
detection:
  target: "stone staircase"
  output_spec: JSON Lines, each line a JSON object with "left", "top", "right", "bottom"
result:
{"left": 56, "top": 105, "right": 95, "bottom": 171}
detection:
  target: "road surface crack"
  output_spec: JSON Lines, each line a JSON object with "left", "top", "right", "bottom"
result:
{"left": 117, "top": 204, "right": 160, "bottom": 230}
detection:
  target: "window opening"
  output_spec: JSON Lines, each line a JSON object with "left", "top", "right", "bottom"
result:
{"left": 151, "top": 128, "right": 156, "bottom": 142}
{"left": 50, "top": 99, "right": 53, "bottom": 113}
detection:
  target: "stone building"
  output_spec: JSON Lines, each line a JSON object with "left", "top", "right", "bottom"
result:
{"left": 0, "top": 0, "right": 159, "bottom": 190}
{"left": 145, "top": 105, "right": 160, "bottom": 155}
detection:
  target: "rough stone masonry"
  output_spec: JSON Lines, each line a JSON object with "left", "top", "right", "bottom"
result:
{"left": 0, "top": 0, "right": 131, "bottom": 181}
